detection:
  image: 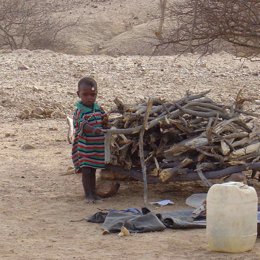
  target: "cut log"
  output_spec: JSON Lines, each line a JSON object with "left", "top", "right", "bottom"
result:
{"left": 164, "top": 136, "right": 208, "bottom": 157}
{"left": 159, "top": 158, "right": 193, "bottom": 182}
{"left": 166, "top": 162, "right": 260, "bottom": 182}
{"left": 230, "top": 142, "right": 260, "bottom": 157}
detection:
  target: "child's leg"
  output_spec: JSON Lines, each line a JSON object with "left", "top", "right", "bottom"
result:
{"left": 90, "top": 168, "right": 102, "bottom": 200}
{"left": 81, "top": 167, "right": 95, "bottom": 202}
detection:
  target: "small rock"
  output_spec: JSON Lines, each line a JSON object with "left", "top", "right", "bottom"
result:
{"left": 199, "top": 63, "right": 207, "bottom": 68}
{"left": 1, "top": 99, "right": 13, "bottom": 107}
{"left": 67, "top": 166, "right": 75, "bottom": 174}
{"left": 33, "top": 114, "right": 44, "bottom": 119}
{"left": 18, "top": 64, "right": 29, "bottom": 70}
{"left": 137, "top": 95, "right": 145, "bottom": 100}
{"left": 33, "top": 107, "right": 45, "bottom": 116}
{"left": 21, "top": 144, "right": 35, "bottom": 150}
{"left": 32, "top": 86, "right": 39, "bottom": 92}
{"left": 51, "top": 111, "right": 65, "bottom": 119}
{"left": 18, "top": 109, "right": 30, "bottom": 119}
{"left": 5, "top": 133, "right": 16, "bottom": 138}
{"left": 44, "top": 109, "right": 54, "bottom": 117}
{"left": 49, "top": 127, "right": 58, "bottom": 131}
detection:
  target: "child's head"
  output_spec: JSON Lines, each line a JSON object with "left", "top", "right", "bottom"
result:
{"left": 77, "top": 77, "right": 97, "bottom": 107}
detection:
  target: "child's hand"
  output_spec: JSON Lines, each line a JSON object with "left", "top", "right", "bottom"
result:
{"left": 102, "top": 114, "right": 109, "bottom": 129}
{"left": 94, "top": 128, "right": 104, "bottom": 135}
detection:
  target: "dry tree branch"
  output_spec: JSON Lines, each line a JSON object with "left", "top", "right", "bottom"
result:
{"left": 0, "top": 0, "right": 83, "bottom": 50}
{"left": 155, "top": 0, "right": 260, "bottom": 57}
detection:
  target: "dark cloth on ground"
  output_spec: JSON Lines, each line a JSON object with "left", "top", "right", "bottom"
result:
{"left": 86, "top": 208, "right": 207, "bottom": 233}
{"left": 87, "top": 212, "right": 108, "bottom": 223}
{"left": 161, "top": 209, "right": 206, "bottom": 229}
{"left": 102, "top": 211, "right": 166, "bottom": 233}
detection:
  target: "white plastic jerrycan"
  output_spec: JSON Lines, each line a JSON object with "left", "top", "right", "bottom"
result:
{"left": 207, "top": 182, "right": 258, "bottom": 253}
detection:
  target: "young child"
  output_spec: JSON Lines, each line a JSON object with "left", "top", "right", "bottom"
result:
{"left": 72, "top": 77, "right": 106, "bottom": 203}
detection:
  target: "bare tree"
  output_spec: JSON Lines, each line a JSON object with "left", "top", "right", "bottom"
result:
{"left": 155, "top": 0, "right": 260, "bottom": 56}
{"left": 0, "top": 0, "right": 83, "bottom": 50}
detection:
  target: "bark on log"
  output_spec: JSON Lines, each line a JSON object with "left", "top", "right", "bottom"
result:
{"left": 166, "top": 162, "right": 260, "bottom": 182}
{"left": 106, "top": 163, "right": 260, "bottom": 183}
{"left": 105, "top": 165, "right": 159, "bottom": 184}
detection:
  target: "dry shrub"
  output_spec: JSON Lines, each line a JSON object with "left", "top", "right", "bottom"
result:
{"left": 155, "top": 0, "right": 260, "bottom": 57}
{"left": 0, "top": 0, "right": 84, "bottom": 51}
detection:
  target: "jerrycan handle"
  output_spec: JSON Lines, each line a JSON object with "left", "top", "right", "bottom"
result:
{"left": 223, "top": 181, "right": 248, "bottom": 189}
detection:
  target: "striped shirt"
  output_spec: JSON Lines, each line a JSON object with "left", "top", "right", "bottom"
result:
{"left": 72, "top": 101, "right": 105, "bottom": 171}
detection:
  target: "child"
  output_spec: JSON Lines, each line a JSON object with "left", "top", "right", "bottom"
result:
{"left": 72, "top": 77, "right": 106, "bottom": 203}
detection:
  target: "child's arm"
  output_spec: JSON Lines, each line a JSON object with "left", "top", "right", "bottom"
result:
{"left": 83, "top": 123, "right": 103, "bottom": 134}
{"left": 76, "top": 111, "right": 103, "bottom": 135}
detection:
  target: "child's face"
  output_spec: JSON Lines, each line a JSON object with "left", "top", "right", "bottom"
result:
{"left": 78, "top": 84, "right": 97, "bottom": 107}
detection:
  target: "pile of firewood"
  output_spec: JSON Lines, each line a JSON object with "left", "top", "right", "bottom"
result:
{"left": 104, "top": 90, "right": 260, "bottom": 184}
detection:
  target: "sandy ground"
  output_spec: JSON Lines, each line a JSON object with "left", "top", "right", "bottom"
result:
{"left": 1, "top": 120, "right": 260, "bottom": 260}
{"left": 0, "top": 50, "right": 260, "bottom": 259}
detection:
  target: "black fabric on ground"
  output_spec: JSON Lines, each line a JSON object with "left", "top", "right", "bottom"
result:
{"left": 102, "top": 211, "right": 166, "bottom": 233}
{"left": 87, "top": 212, "right": 108, "bottom": 223}
{"left": 87, "top": 208, "right": 207, "bottom": 232}
{"left": 161, "top": 209, "right": 206, "bottom": 229}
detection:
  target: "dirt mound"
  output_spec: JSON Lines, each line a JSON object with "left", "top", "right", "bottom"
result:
{"left": 52, "top": 0, "right": 159, "bottom": 55}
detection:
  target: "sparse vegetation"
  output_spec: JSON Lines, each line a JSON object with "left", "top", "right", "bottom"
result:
{"left": 0, "top": 0, "right": 83, "bottom": 51}
{"left": 155, "top": 0, "right": 260, "bottom": 56}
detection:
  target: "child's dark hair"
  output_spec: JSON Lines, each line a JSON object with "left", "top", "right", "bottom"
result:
{"left": 78, "top": 77, "right": 97, "bottom": 90}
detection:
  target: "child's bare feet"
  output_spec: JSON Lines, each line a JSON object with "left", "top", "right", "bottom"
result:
{"left": 93, "top": 194, "right": 103, "bottom": 202}
{"left": 85, "top": 194, "right": 96, "bottom": 204}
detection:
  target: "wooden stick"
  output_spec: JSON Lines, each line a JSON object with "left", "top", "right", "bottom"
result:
{"left": 144, "top": 99, "right": 154, "bottom": 130}
{"left": 177, "top": 105, "right": 230, "bottom": 119}
{"left": 139, "top": 98, "right": 153, "bottom": 207}
{"left": 106, "top": 91, "right": 212, "bottom": 134}
{"left": 66, "top": 116, "right": 74, "bottom": 144}
{"left": 114, "top": 98, "right": 126, "bottom": 113}
{"left": 104, "top": 132, "right": 112, "bottom": 164}
{"left": 196, "top": 166, "right": 212, "bottom": 187}
{"left": 185, "top": 101, "right": 226, "bottom": 112}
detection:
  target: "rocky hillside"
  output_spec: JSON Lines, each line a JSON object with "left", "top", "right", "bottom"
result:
{"left": 56, "top": 0, "right": 159, "bottom": 55}
{"left": 0, "top": 50, "right": 259, "bottom": 123}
